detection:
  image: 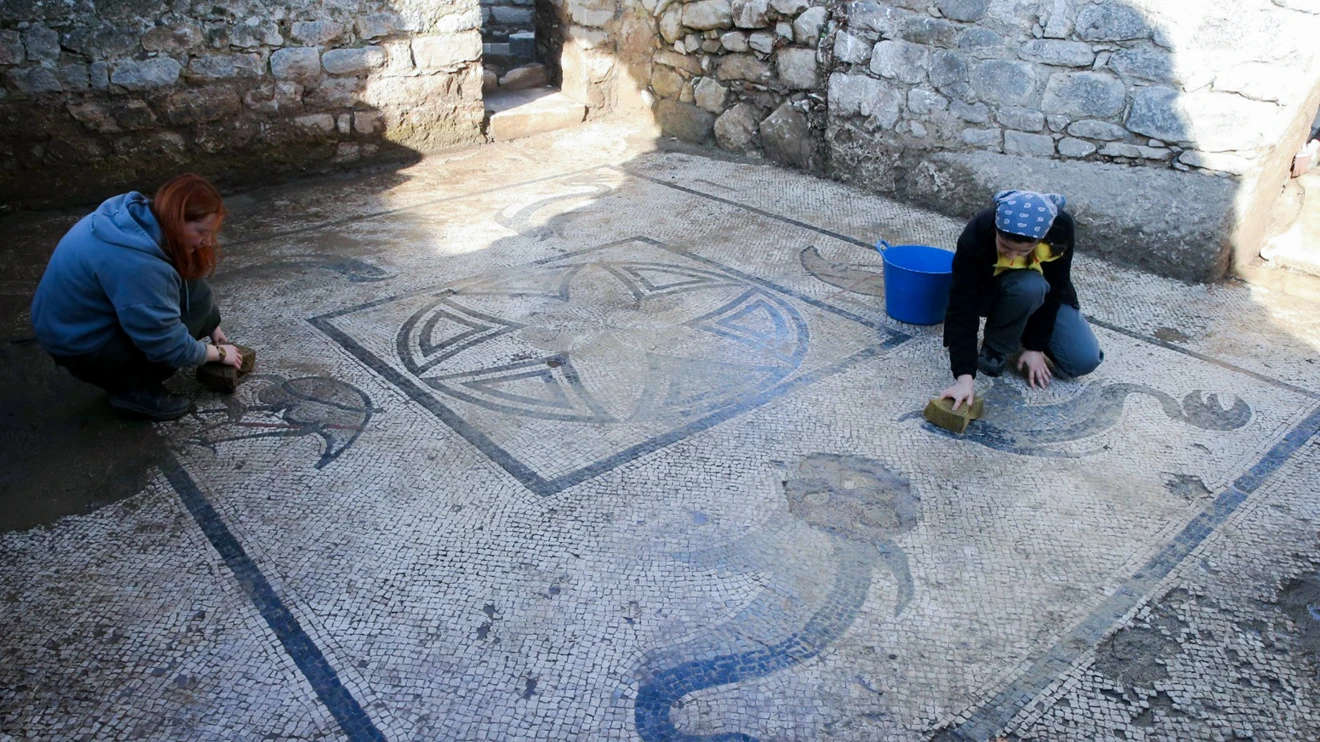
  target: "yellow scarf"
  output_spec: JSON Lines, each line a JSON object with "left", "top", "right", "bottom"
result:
{"left": 993, "top": 241, "right": 1060, "bottom": 276}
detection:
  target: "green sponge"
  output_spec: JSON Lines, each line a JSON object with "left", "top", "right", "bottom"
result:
{"left": 923, "top": 396, "right": 984, "bottom": 434}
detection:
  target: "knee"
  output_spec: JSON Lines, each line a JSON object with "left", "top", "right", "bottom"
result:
{"left": 998, "top": 272, "right": 1047, "bottom": 306}
{"left": 1055, "top": 347, "right": 1103, "bottom": 378}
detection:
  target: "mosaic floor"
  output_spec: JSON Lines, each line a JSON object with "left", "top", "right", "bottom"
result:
{"left": 3, "top": 122, "right": 1319, "bottom": 741}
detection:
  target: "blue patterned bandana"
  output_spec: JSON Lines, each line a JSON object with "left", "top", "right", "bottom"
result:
{"left": 993, "top": 190, "right": 1066, "bottom": 240}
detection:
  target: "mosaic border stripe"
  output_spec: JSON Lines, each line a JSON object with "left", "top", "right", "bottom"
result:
{"left": 161, "top": 453, "right": 384, "bottom": 741}
{"left": 949, "top": 404, "right": 1320, "bottom": 741}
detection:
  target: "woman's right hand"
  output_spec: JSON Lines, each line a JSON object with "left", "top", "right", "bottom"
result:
{"left": 208, "top": 343, "right": 243, "bottom": 368}
{"left": 939, "top": 374, "right": 976, "bottom": 411}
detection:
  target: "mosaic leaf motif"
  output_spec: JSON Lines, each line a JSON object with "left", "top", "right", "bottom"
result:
{"left": 905, "top": 379, "right": 1252, "bottom": 457}
{"left": 635, "top": 454, "right": 919, "bottom": 741}
{"left": 186, "top": 374, "right": 375, "bottom": 469}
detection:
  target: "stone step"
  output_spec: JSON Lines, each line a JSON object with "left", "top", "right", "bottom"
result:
{"left": 485, "top": 87, "right": 586, "bottom": 142}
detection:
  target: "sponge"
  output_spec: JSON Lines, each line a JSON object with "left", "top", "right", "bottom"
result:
{"left": 196, "top": 344, "right": 257, "bottom": 393}
{"left": 923, "top": 396, "right": 984, "bottom": 434}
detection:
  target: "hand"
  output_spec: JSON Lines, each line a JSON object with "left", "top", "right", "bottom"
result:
{"left": 210, "top": 343, "right": 243, "bottom": 369}
{"left": 210, "top": 326, "right": 229, "bottom": 344}
{"left": 1017, "top": 350, "right": 1052, "bottom": 389}
{"left": 939, "top": 374, "right": 975, "bottom": 411}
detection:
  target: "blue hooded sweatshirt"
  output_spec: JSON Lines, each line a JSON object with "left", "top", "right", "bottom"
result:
{"left": 31, "top": 192, "right": 208, "bottom": 368}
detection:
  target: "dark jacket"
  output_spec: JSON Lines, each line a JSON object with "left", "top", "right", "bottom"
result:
{"left": 31, "top": 192, "right": 208, "bottom": 368}
{"left": 943, "top": 207, "right": 1080, "bottom": 379}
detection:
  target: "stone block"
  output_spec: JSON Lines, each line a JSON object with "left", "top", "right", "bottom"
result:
{"left": 493, "top": 6, "right": 536, "bottom": 25}
{"left": 323, "top": 47, "right": 387, "bottom": 75}
{"left": 775, "top": 22, "right": 793, "bottom": 40}
{"left": 271, "top": 47, "right": 322, "bottom": 83}
{"left": 828, "top": 72, "right": 901, "bottom": 129}
{"left": 902, "top": 17, "right": 957, "bottom": 47}
{"left": 971, "top": 60, "right": 1036, "bottom": 106}
{"left": 714, "top": 101, "right": 760, "bottom": 150}
{"left": 483, "top": 68, "right": 499, "bottom": 92}
{"left": 7, "top": 67, "right": 61, "bottom": 95}
{"left": 1019, "top": 39, "right": 1093, "bottom": 67}
{"left": 907, "top": 88, "right": 948, "bottom": 115}
{"left": 295, "top": 113, "right": 336, "bottom": 133}
{"left": 834, "top": 32, "right": 871, "bottom": 65}
{"left": 960, "top": 127, "right": 1001, "bottom": 147}
{"left": 357, "top": 12, "right": 403, "bottom": 39}
{"left": 777, "top": 47, "right": 816, "bottom": 90}
{"left": 655, "top": 98, "right": 714, "bottom": 142}
{"left": 162, "top": 85, "right": 241, "bottom": 125}
{"left": 684, "top": 33, "right": 703, "bottom": 54}
{"left": 305, "top": 76, "right": 361, "bottom": 108}
{"left": 1075, "top": 2, "right": 1149, "bottom": 42}
{"left": 1040, "top": 0, "right": 1074, "bottom": 38}
{"left": 570, "top": 5, "right": 612, "bottom": 27}
{"left": 1066, "top": 119, "right": 1126, "bottom": 140}
{"left": 760, "top": 101, "right": 813, "bottom": 168}
{"left": 870, "top": 40, "right": 929, "bottom": 84}
{"left": 291, "top": 20, "right": 345, "bottom": 45}
{"left": 231, "top": 20, "right": 283, "bottom": 48}
{"left": 22, "top": 26, "right": 59, "bottom": 63}
{"left": 936, "top": 0, "right": 987, "bottom": 22}
{"left": 56, "top": 63, "right": 89, "bottom": 91}
{"left": 354, "top": 111, "right": 382, "bottom": 134}
{"left": 659, "top": 6, "right": 684, "bottom": 44}
{"left": 0, "top": 30, "right": 24, "bottom": 65}
{"left": 651, "top": 64, "right": 685, "bottom": 98}
{"left": 188, "top": 53, "right": 264, "bottom": 80}
{"left": 929, "top": 50, "right": 969, "bottom": 90}
{"left": 66, "top": 102, "right": 119, "bottom": 133}
{"left": 337, "top": 113, "right": 352, "bottom": 135}
{"left": 1041, "top": 71, "right": 1124, "bottom": 117}
{"left": 793, "top": 6, "right": 827, "bottom": 47}
{"left": 1057, "top": 137, "right": 1096, "bottom": 157}
{"left": 1124, "top": 85, "right": 1183, "bottom": 142}
{"left": 243, "top": 81, "right": 303, "bottom": 114}
{"left": 110, "top": 57, "right": 182, "bottom": 90}
{"left": 716, "top": 54, "right": 771, "bottom": 83}
{"left": 950, "top": 99, "right": 988, "bottom": 123}
{"left": 90, "top": 62, "right": 109, "bottom": 90}
{"left": 957, "top": 28, "right": 1001, "bottom": 56}
{"left": 997, "top": 106, "right": 1044, "bottom": 132}
{"left": 413, "top": 31, "right": 482, "bottom": 70}
{"left": 1108, "top": 48, "right": 1172, "bottom": 83}
{"left": 112, "top": 100, "right": 158, "bottom": 130}
{"left": 1178, "top": 150, "right": 1250, "bottom": 175}
{"left": 683, "top": 0, "right": 733, "bottom": 31}
{"left": 501, "top": 63, "right": 547, "bottom": 90}
{"left": 748, "top": 32, "right": 774, "bottom": 54}
{"left": 1046, "top": 114, "right": 1068, "bottom": 131}
{"left": 694, "top": 76, "right": 728, "bottom": 112}
{"left": 141, "top": 24, "right": 203, "bottom": 53}
{"left": 1004, "top": 130, "right": 1054, "bottom": 156}
{"left": 770, "top": 0, "right": 807, "bottom": 14}
{"left": 655, "top": 49, "right": 702, "bottom": 75}
{"left": 847, "top": 1, "right": 901, "bottom": 40}
{"left": 721, "top": 31, "right": 748, "bottom": 52}
{"left": 732, "top": 0, "right": 769, "bottom": 29}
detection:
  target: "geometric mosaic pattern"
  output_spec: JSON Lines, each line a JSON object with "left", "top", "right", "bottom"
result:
{"left": 313, "top": 237, "right": 907, "bottom": 495}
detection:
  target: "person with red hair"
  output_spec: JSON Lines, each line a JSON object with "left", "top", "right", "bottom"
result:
{"left": 31, "top": 174, "right": 246, "bottom": 420}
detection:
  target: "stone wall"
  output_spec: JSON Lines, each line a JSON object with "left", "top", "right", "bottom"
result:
{"left": 639, "top": 0, "right": 1320, "bottom": 281}
{"left": 0, "top": 0, "right": 485, "bottom": 208}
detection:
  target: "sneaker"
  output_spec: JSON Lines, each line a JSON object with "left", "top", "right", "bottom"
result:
{"left": 109, "top": 385, "right": 192, "bottom": 421}
{"left": 977, "top": 345, "right": 1006, "bottom": 377}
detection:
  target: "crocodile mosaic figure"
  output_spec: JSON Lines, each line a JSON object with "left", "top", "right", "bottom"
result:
{"left": 903, "top": 379, "right": 1251, "bottom": 457}
{"left": 186, "top": 374, "right": 375, "bottom": 469}
{"left": 634, "top": 454, "right": 918, "bottom": 741}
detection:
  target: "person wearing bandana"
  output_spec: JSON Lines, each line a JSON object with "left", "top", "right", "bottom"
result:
{"left": 939, "top": 189, "right": 1104, "bottom": 411}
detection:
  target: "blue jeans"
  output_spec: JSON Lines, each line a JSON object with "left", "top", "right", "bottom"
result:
{"left": 984, "top": 269, "right": 1102, "bottom": 378}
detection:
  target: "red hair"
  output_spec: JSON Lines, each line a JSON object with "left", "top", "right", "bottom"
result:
{"left": 151, "top": 173, "right": 226, "bottom": 279}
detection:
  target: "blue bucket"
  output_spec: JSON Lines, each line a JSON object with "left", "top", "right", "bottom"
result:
{"left": 876, "top": 240, "right": 954, "bottom": 325}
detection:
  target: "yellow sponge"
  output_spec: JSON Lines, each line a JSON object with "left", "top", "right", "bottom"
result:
{"left": 923, "top": 396, "right": 985, "bottom": 434}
